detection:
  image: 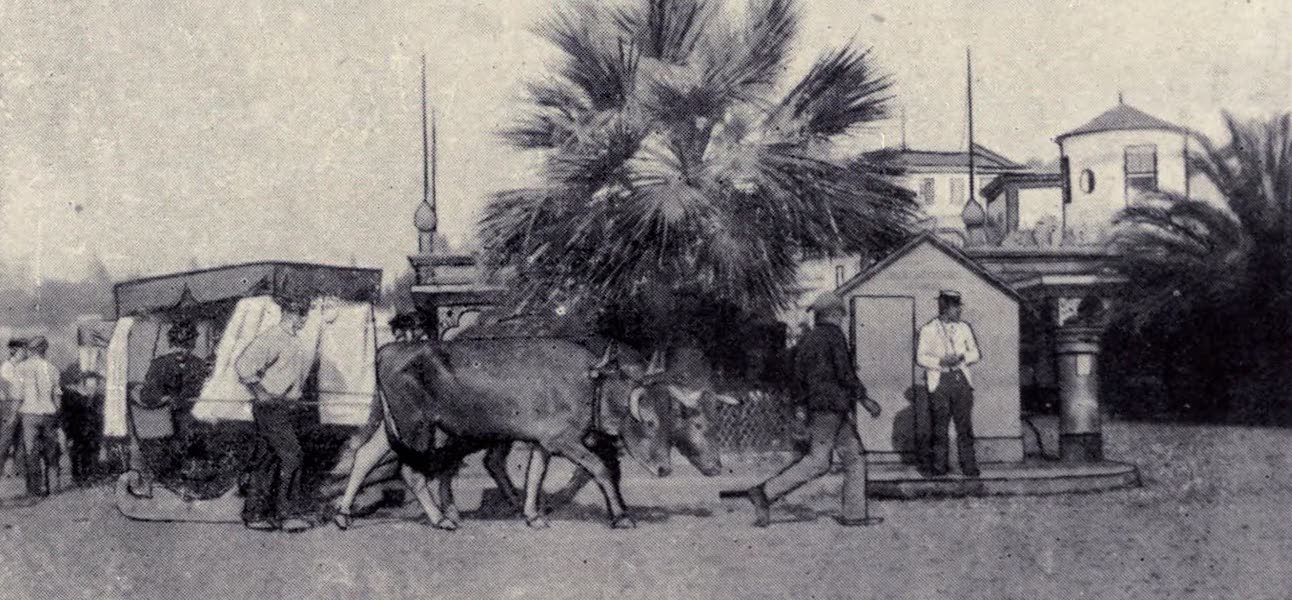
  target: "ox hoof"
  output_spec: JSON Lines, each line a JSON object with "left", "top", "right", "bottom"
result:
{"left": 332, "top": 512, "right": 353, "bottom": 531}
{"left": 610, "top": 516, "right": 636, "bottom": 530}
{"left": 430, "top": 517, "right": 458, "bottom": 531}
{"left": 525, "top": 515, "right": 550, "bottom": 529}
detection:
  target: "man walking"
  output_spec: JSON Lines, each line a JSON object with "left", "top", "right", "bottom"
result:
{"left": 745, "top": 292, "right": 883, "bottom": 527}
{"left": 235, "top": 297, "right": 314, "bottom": 533}
{"left": 60, "top": 369, "right": 105, "bottom": 486}
{"left": 0, "top": 339, "right": 26, "bottom": 477}
{"left": 15, "top": 336, "right": 62, "bottom": 496}
{"left": 917, "top": 290, "right": 982, "bottom": 477}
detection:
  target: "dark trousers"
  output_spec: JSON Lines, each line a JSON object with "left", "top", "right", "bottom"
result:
{"left": 62, "top": 409, "right": 102, "bottom": 485}
{"left": 22, "top": 415, "right": 59, "bottom": 496}
{"left": 761, "top": 410, "right": 869, "bottom": 521}
{"left": 0, "top": 400, "right": 23, "bottom": 477}
{"left": 929, "top": 371, "right": 977, "bottom": 473}
{"left": 243, "top": 403, "right": 307, "bottom": 523}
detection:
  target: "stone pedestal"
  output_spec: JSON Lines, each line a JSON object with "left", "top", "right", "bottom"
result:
{"left": 1055, "top": 325, "right": 1103, "bottom": 462}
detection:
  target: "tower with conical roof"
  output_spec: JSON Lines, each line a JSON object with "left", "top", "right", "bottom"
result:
{"left": 1056, "top": 100, "right": 1194, "bottom": 238}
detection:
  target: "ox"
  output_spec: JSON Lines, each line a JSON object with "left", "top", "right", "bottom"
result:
{"left": 336, "top": 338, "right": 735, "bottom": 529}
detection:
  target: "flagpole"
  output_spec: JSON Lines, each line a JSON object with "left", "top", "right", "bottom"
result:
{"left": 966, "top": 47, "right": 975, "bottom": 205}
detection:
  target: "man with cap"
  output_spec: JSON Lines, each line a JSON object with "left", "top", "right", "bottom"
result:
{"left": 14, "top": 336, "right": 61, "bottom": 496}
{"left": 135, "top": 320, "right": 208, "bottom": 493}
{"left": 917, "top": 290, "right": 982, "bottom": 477}
{"left": 235, "top": 296, "right": 315, "bottom": 533}
{"left": 0, "top": 339, "right": 26, "bottom": 477}
{"left": 745, "top": 292, "right": 883, "bottom": 527}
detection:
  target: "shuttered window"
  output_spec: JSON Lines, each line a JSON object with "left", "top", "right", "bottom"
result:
{"left": 920, "top": 178, "right": 936, "bottom": 205}
{"left": 1124, "top": 144, "right": 1158, "bottom": 199}
{"left": 950, "top": 178, "right": 966, "bottom": 204}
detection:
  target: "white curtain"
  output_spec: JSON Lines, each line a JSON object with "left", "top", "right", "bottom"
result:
{"left": 193, "top": 297, "right": 281, "bottom": 422}
{"left": 102, "top": 317, "right": 136, "bottom": 438}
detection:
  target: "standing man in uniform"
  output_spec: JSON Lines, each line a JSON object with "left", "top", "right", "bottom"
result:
{"left": 917, "top": 290, "right": 982, "bottom": 477}
{"left": 0, "top": 339, "right": 26, "bottom": 477}
{"left": 745, "top": 292, "right": 883, "bottom": 527}
{"left": 16, "top": 336, "right": 62, "bottom": 496}
{"left": 236, "top": 297, "right": 314, "bottom": 533}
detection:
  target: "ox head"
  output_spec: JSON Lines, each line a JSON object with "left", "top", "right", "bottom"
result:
{"left": 592, "top": 343, "right": 739, "bottom": 478}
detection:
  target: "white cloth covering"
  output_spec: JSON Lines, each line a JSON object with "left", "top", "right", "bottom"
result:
{"left": 193, "top": 297, "right": 282, "bottom": 422}
{"left": 103, "top": 317, "right": 136, "bottom": 438}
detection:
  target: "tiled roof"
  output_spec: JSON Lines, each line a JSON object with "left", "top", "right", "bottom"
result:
{"left": 1056, "top": 103, "right": 1184, "bottom": 141}
{"left": 885, "top": 143, "right": 1027, "bottom": 172}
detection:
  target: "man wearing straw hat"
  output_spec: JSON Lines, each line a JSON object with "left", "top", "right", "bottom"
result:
{"left": 744, "top": 292, "right": 883, "bottom": 527}
{"left": 235, "top": 295, "right": 314, "bottom": 533}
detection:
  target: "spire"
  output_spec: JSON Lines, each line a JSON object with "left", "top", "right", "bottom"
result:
{"left": 965, "top": 47, "right": 976, "bottom": 206}
{"left": 415, "top": 54, "right": 438, "bottom": 237}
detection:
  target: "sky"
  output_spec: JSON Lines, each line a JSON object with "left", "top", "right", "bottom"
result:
{"left": 1, "top": 0, "right": 1289, "bottom": 286}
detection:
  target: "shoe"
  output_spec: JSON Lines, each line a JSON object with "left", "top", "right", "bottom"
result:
{"left": 928, "top": 466, "right": 950, "bottom": 477}
{"left": 962, "top": 465, "right": 981, "bottom": 478}
{"left": 836, "top": 516, "right": 884, "bottom": 527}
{"left": 281, "top": 518, "right": 312, "bottom": 533}
{"left": 747, "top": 486, "right": 771, "bottom": 528}
{"left": 244, "top": 519, "right": 278, "bottom": 531}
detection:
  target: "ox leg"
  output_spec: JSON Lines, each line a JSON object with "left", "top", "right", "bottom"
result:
{"left": 335, "top": 421, "right": 394, "bottom": 530}
{"left": 401, "top": 464, "right": 456, "bottom": 531}
{"left": 547, "top": 438, "right": 634, "bottom": 529}
{"left": 484, "top": 442, "right": 524, "bottom": 510}
{"left": 523, "top": 446, "right": 550, "bottom": 528}
{"left": 434, "top": 430, "right": 462, "bottom": 524}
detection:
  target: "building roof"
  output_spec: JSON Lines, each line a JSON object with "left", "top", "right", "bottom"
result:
{"left": 1056, "top": 103, "right": 1185, "bottom": 142}
{"left": 836, "top": 231, "right": 1022, "bottom": 302}
{"left": 981, "top": 172, "right": 1064, "bottom": 202}
{"left": 884, "top": 143, "right": 1028, "bottom": 173}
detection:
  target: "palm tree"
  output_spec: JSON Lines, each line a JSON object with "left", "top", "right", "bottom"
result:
{"left": 480, "top": 0, "right": 916, "bottom": 343}
{"left": 1108, "top": 112, "right": 1292, "bottom": 421}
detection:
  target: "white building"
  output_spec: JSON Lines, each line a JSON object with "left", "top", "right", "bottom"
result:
{"left": 890, "top": 143, "right": 1032, "bottom": 230}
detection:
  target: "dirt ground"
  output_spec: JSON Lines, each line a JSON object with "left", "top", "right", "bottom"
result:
{"left": 2, "top": 420, "right": 1292, "bottom": 600}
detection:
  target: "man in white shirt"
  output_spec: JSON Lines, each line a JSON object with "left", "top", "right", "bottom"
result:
{"left": 0, "top": 339, "right": 27, "bottom": 477}
{"left": 235, "top": 296, "right": 314, "bottom": 533}
{"left": 15, "top": 336, "right": 62, "bottom": 495}
{"left": 916, "top": 291, "right": 981, "bottom": 477}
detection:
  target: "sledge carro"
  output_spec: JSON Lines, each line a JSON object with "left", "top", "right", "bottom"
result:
{"left": 104, "top": 262, "right": 384, "bottom": 523}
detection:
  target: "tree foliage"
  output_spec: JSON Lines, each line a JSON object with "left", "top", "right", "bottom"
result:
{"left": 1108, "top": 113, "right": 1292, "bottom": 422}
{"left": 480, "top": 0, "right": 916, "bottom": 327}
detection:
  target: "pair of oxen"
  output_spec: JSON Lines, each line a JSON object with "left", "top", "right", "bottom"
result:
{"left": 334, "top": 337, "right": 738, "bottom": 530}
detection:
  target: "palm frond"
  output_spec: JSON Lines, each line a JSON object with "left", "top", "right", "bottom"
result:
{"left": 700, "top": 0, "right": 799, "bottom": 101}
{"left": 534, "top": 4, "right": 640, "bottom": 111}
{"left": 773, "top": 46, "right": 894, "bottom": 139}
{"left": 615, "top": 0, "right": 715, "bottom": 64}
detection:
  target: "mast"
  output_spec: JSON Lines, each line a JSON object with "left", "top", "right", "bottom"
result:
{"left": 966, "top": 47, "right": 975, "bottom": 205}
{"left": 900, "top": 106, "right": 908, "bottom": 151}
{"left": 421, "top": 54, "right": 431, "bottom": 210}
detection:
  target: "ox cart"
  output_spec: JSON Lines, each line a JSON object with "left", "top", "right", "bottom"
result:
{"left": 105, "top": 262, "right": 384, "bottom": 523}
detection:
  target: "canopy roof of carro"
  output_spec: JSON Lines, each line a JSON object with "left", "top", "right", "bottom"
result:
{"left": 114, "top": 262, "right": 382, "bottom": 319}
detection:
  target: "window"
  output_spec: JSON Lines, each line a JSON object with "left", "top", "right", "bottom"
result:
{"left": 950, "top": 178, "right": 966, "bottom": 204}
{"left": 1124, "top": 144, "right": 1158, "bottom": 199}
{"left": 834, "top": 265, "right": 846, "bottom": 287}
{"left": 920, "top": 178, "right": 936, "bottom": 205}
{"left": 1079, "top": 169, "right": 1096, "bottom": 194}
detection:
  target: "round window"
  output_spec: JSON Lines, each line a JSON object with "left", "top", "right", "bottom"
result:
{"left": 1079, "top": 169, "right": 1096, "bottom": 194}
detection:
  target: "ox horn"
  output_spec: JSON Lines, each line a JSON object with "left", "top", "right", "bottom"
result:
{"left": 645, "top": 348, "right": 666, "bottom": 377}
{"left": 629, "top": 387, "right": 646, "bottom": 421}
{"left": 589, "top": 342, "right": 618, "bottom": 378}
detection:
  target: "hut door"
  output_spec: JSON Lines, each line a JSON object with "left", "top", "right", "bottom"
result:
{"left": 851, "top": 296, "right": 916, "bottom": 456}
